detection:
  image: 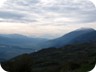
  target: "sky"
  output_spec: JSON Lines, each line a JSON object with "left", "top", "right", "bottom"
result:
{"left": 0, "top": 0, "right": 96, "bottom": 39}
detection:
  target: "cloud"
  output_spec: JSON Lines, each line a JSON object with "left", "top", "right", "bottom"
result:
{"left": 0, "top": 0, "right": 95, "bottom": 24}
{"left": 0, "top": 10, "right": 24, "bottom": 21}
{"left": 0, "top": 0, "right": 96, "bottom": 38}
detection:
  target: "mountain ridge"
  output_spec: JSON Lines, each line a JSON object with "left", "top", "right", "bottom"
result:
{"left": 0, "top": 28, "right": 96, "bottom": 61}
{"left": 42, "top": 28, "right": 96, "bottom": 48}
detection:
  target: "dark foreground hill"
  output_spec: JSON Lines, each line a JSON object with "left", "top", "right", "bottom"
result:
{"left": 1, "top": 42, "right": 96, "bottom": 72}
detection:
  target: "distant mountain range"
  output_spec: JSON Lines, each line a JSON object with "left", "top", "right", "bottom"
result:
{"left": 0, "top": 34, "right": 48, "bottom": 49}
{"left": 0, "top": 28, "right": 95, "bottom": 49}
{"left": 0, "top": 28, "right": 96, "bottom": 60}
{"left": 0, "top": 44, "right": 35, "bottom": 61}
{"left": 42, "top": 28, "right": 96, "bottom": 48}
{"left": 0, "top": 34, "right": 48, "bottom": 61}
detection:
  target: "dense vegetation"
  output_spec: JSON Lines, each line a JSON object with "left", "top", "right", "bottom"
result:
{"left": 1, "top": 42, "right": 96, "bottom": 72}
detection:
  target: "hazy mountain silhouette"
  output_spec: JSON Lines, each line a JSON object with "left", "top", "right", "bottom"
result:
{"left": 0, "top": 44, "right": 34, "bottom": 61}
{"left": 0, "top": 28, "right": 95, "bottom": 49}
{"left": 0, "top": 34, "right": 48, "bottom": 61}
{"left": 42, "top": 28, "right": 96, "bottom": 48}
{"left": 0, "top": 34, "right": 48, "bottom": 48}
{"left": 0, "top": 28, "right": 96, "bottom": 61}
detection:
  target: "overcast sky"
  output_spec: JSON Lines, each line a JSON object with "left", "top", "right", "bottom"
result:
{"left": 0, "top": 0, "right": 96, "bottom": 39}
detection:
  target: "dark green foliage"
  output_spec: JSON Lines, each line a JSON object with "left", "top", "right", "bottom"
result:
{"left": 1, "top": 54, "right": 33, "bottom": 72}
{"left": 1, "top": 43, "right": 96, "bottom": 72}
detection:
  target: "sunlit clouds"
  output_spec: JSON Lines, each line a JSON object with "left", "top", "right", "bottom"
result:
{"left": 0, "top": 0, "right": 7, "bottom": 7}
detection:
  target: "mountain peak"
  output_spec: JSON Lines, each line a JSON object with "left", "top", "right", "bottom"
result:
{"left": 76, "top": 28, "right": 95, "bottom": 32}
